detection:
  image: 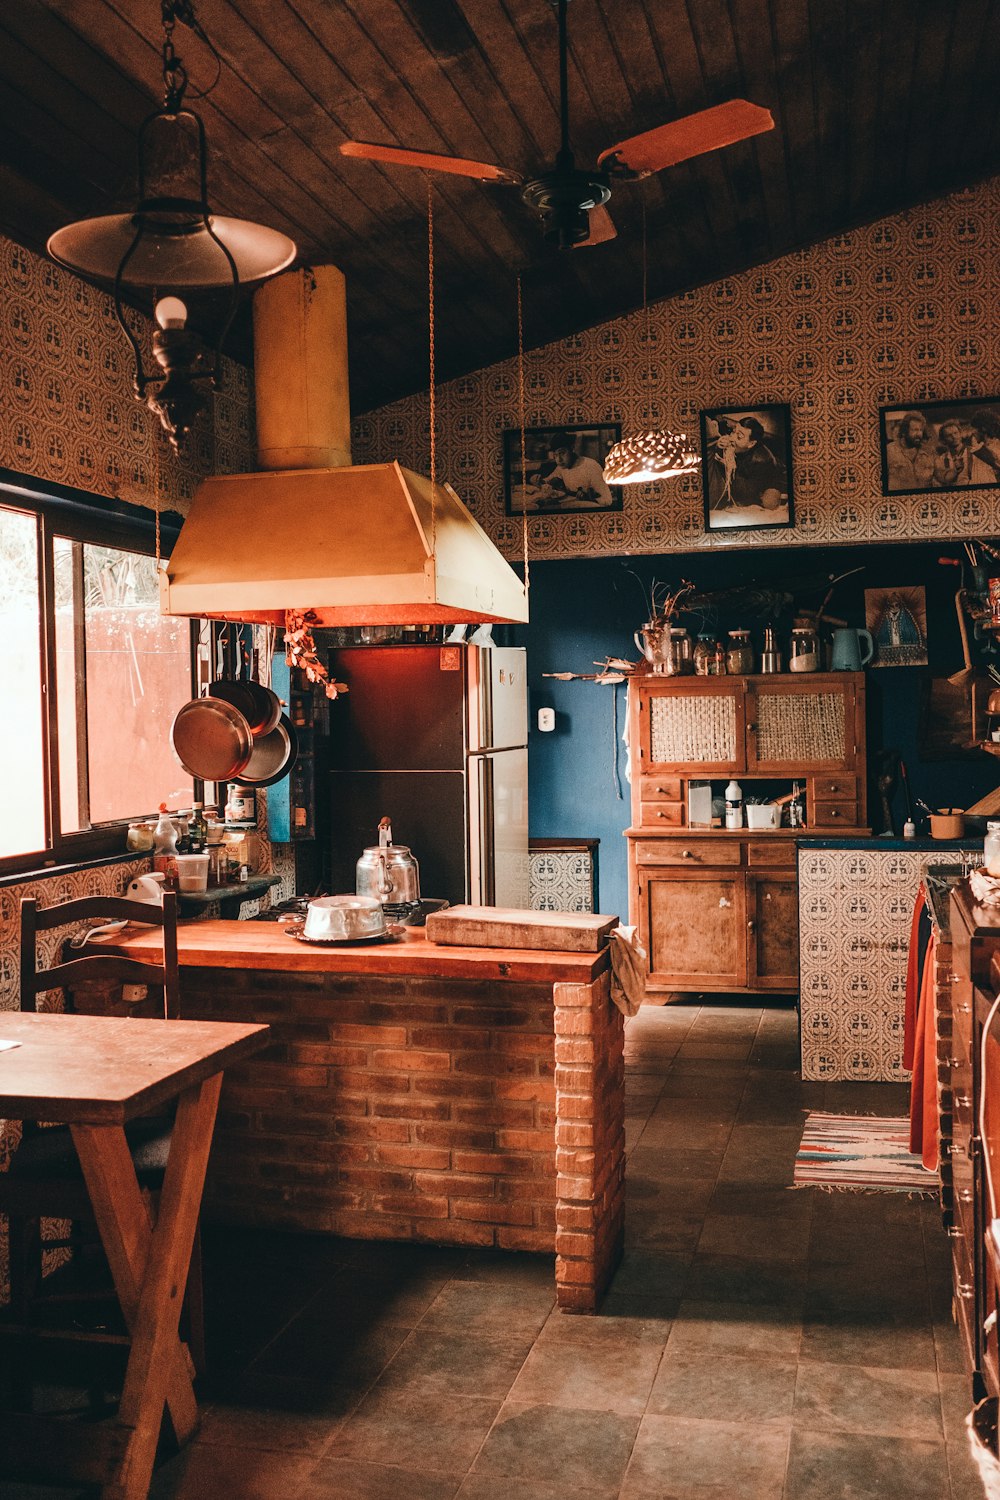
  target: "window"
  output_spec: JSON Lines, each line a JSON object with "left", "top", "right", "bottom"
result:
{"left": 0, "top": 478, "right": 197, "bottom": 871}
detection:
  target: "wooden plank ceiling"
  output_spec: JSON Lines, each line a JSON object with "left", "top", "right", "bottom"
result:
{"left": 3, "top": 0, "right": 1000, "bottom": 415}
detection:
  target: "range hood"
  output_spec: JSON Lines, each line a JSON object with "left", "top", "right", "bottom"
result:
{"left": 161, "top": 265, "right": 528, "bottom": 627}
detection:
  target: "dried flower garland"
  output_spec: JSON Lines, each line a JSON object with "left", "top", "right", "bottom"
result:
{"left": 284, "top": 610, "right": 348, "bottom": 698}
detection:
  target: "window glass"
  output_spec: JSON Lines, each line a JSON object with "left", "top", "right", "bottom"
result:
{"left": 0, "top": 508, "right": 46, "bottom": 858}
{"left": 79, "top": 545, "right": 193, "bottom": 823}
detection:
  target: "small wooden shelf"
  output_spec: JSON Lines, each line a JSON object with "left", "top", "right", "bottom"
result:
{"left": 177, "top": 874, "right": 281, "bottom": 920}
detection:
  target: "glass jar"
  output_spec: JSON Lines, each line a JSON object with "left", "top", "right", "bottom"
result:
{"left": 985, "top": 821, "right": 1000, "bottom": 877}
{"left": 789, "top": 620, "right": 819, "bottom": 673}
{"left": 665, "top": 627, "right": 693, "bottom": 676}
{"left": 726, "top": 629, "right": 753, "bottom": 675}
{"left": 693, "top": 633, "right": 716, "bottom": 675}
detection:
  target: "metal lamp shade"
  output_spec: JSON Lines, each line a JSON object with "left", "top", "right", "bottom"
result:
{"left": 604, "top": 431, "right": 700, "bottom": 484}
{"left": 47, "top": 211, "right": 296, "bottom": 290}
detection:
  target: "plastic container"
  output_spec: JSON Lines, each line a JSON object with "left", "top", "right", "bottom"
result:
{"left": 175, "top": 853, "right": 210, "bottom": 892}
{"left": 985, "top": 821, "right": 1000, "bottom": 877}
{"left": 746, "top": 802, "right": 781, "bottom": 830}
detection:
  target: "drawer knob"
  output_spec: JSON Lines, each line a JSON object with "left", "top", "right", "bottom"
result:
{"left": 828, "top": 783, "right": 838, "bottom": 792}
{"left": 681, "top": 849, "right": 693, "bottom": 859}
{"left": 830, "top": 808, "right": 840, "bottom": 818}
{"left": 747, "top": 919, "right": 756, "bottom": 934}
{"left": 656, "top": 811, "right": 665, "bottom": 818}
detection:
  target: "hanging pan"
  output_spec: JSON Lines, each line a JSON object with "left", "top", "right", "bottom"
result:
{"left": 236, "top": 713, "right": 298, "bottom": 788}
{"left": 171, "top": 697, "right": 253, "bottom": 781}
{"left": 208, "top": 640, "right": 281, "bottom": 736}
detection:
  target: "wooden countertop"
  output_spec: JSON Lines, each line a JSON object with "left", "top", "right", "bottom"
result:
{"left": 88, "top": 918, "right": 611, "bottom": 985}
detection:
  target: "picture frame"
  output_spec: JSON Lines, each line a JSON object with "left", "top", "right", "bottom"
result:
{"left": 503, "top": 424, "right": 622, "bottom": 515}
{"left": 699, "top": 403, "right": 794, "bottom": 532}
{"left": 878, "top": 396, "right": 1000, "bottom": 496}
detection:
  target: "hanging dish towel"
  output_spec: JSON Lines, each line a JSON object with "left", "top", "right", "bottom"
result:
{"left": 609, "top": 924, "right": 647, "bottom": 1017}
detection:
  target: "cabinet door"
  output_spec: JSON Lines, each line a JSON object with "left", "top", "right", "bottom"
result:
{"left": 746, "top": 872, "right": 798, "bottom": 991}
{"left": 640, "top": 868, "right": 745, "bottom": 991}
{"left": 635, "top": 679, "right": 744, "bottom": 775}
{"left": 746, "top": 676, "right": 859, "bottom": 774}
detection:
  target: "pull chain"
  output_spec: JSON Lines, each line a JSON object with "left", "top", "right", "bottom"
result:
{"left": 516, "top": 272, "right": 530, "bottom": 599}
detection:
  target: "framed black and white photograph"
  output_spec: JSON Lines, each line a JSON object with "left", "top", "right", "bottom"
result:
{"left": 879, "top": 396, "right": 1000, "bottom": 495}
{"left": 503, "top": 424, "right": 622, "bottom": 515}
{"left": 699, "top": 404, "right": 794, "bottom": 532}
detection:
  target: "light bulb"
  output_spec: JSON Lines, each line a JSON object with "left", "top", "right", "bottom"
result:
{"left": 154, "top": 295, "right": 188, "bottom": 330}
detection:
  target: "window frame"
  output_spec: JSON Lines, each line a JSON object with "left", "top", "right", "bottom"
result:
{"left": 0, "top": 469, "right": 195, "bottom": 877}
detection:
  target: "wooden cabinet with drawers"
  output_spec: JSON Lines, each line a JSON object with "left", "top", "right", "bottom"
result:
{"left": 627, "top": 670, "right": 867, "bottom": 996}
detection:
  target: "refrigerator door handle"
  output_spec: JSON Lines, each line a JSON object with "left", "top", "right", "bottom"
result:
{"left": 479, "top": 756, "right": 496, "bottom": 905}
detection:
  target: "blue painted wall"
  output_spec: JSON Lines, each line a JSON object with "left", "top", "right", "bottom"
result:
{"left": 511, "top": 541, "right": 998, "bottom": 920}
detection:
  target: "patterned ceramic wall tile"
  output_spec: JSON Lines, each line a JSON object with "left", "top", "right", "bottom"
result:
{"left": 529, "top": 847, "right": 596, "bottom": 912}
{"left": 352, "top": 178, "right": 1000, "bottom": 561}
{"left": 0, "top": 236, "right": 255, "bottom": 520}
{"left": 798, "top": 846, "right": 925, "bottom": 1081}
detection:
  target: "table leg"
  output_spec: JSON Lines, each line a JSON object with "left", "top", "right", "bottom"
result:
{"left": 71, "top": 1071, "right": 223, "bottom": 1500}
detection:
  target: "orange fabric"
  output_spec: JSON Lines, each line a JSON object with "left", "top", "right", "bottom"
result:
{"left": 903, "top": 886, "right": 927, "bottom": 1071}
{"left": 908, "top": 929, "right": 938, "bottom": 1169}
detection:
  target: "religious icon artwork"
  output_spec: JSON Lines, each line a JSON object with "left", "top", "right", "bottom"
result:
{"left": 865, "top": 585, "right": 928, "bottom": 667}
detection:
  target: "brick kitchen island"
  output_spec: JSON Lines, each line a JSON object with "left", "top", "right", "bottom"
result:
{"left": 94, "top": 920, "right": 624, "bottom": 1314}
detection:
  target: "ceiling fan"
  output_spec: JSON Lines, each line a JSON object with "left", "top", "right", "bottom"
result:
{"left": 339, "top": 0, "right": 774, "bottom": 250}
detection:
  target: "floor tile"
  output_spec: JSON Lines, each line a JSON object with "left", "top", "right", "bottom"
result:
{"left": 372, "top": 1328, "right": 533, "bottom": 1400}
{"left": 621, "top": 1413, "right": 789, "bottom": 1499}
{"left": 148, "top": 1442, "right": 317, "bottom": 1500}
{"left": 800, "top": 1308, "right": 937, "bottom": 1370}
{"left": 696, "top": 1211, "right": 812, "bottom": 1262}
{"left": 782, "top": 1428, "right": 951, "bottom": 1500}
{"left": 507, "top": 1331, "right": 662, "bottom": 1413}
{"left": 647, "top": 1351, "right": 796, "bottom": 1424}
{"left": 329, "top": 1389, "right": 502, "bottom": 1473}
{"left": 792, "top": 1359, "right": 944, "bottom": 1440}
{"left": 666, "top": 1298, "right": 802, "bottom": 1362}
{"left": 470, "top": 1401, "right": 639, "bottom": 1493}
{"left": 299, "top": 1458, "right": 464, "bottom": 1500}
{"left": 420, "top": 1279, "right": 555, "bottom": 1335}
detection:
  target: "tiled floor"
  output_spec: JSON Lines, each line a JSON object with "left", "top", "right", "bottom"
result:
{"left": 8, "top": 998, "right": 990, "bottom": 1499}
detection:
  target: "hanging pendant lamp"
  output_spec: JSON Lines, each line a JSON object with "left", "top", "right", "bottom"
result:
{"left": 47, "top": 1, "right": 296, "bottom": 450}
{"left": 603, "top": 200, "right": 698, "bottom": 485}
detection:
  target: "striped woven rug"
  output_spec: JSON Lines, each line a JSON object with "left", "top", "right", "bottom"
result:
{"left": 793, "top": 1112, "right": 935, "bottom": 1193}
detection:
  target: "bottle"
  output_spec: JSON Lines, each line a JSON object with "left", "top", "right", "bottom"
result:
{"left": 760, "top": 625, "right": 782, "bottom": 674}
{"left": 789, "top": 782, "right": 805, "bottom": 829}
{"left": 152, "top": 805, "right": 179, "bottom": 887}
{"left": 725, "top": 779, "right": 743, "bottom": 830}
{"left": 188, "top": 801, "right": 208, "bottom": 853}
{"left": 711, "top": 639, "right": 728, "bottom": 675}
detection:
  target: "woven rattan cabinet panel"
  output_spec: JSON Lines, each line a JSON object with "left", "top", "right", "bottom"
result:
{"left": 626, "top": 672, "right": 866, "bottom": 996}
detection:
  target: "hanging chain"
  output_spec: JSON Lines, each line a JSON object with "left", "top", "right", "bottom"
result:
{"left": 642, "top": 197, "right": 651, "bottom": 350}
{"left": 516, "top": 272, "right": 530, "bottom": 598}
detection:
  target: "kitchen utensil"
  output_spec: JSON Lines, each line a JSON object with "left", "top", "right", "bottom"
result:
{"left": 424, "top": 905, "right": 618, "bottom": 953}
{"left": 760, "top": 625, "right": 782, "bottom": 673}
{"left": 170, "top": 696, "right": 253, "bottom": 781}
{"left": 830, "top": 627, "right": 874, "bottom": 671}
{"left": 236, "top": 714, "right": 298, "bottom": 787}
{"left": 356, "top": 817, "right": 421, "bottom": 904}
{"left": 301, "top": 894, "right": 388, "bottom": 942}
{"left": 948, "top": 589, "right": 975, "bottom": 687}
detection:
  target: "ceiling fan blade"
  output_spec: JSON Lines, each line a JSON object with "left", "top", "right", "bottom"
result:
{"left": 575, "top": 203, "right": 617, "bottom": 248}
{"left": 339, "top": 140, "right": 522, "bottom": 186}
{"left": 598, "top": 100, "right": 774, "bottom": 177}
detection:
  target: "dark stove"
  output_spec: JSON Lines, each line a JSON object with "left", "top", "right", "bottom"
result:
{"left": 253, "top": 895, "right": 448, "bottom": 927}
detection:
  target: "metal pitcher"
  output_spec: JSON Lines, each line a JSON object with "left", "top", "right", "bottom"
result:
{"left": 356, "top": 817, "right": 421, "bottom": 905}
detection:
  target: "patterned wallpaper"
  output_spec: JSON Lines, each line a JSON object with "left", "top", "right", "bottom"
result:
{"left": 0, "top": 234, "right": 256, "bottom": 515}
{"left": 352, "top": 176, "right": 1000, "bottom": 561}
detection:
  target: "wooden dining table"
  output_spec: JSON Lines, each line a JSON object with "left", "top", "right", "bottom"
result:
{"left": 0, "top": 1008, "right": 269, "bottom": 1500}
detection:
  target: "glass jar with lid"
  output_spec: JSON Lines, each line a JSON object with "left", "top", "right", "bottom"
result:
{"left": 664, "top": 626, "right": 693, "bottom": 676}
{"left": 726, "top": 629, "right": 753, "bottom": 675}
{"left": 985, "top": 821, "right": 1000, "bottom": 877}
{"left": 693, "top": 633, "right": 716, "bottom": 675}
{"left": 789, "top": 619, "right": 819, "bottom": 673}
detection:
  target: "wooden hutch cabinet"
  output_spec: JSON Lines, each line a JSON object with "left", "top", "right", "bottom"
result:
{"left": 627, "top": 670, "right": 867, "bottom": 996}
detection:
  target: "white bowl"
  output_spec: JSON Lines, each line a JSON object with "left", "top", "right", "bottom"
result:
{"left": 303, "top": 895, "right": 387, "bottom": 942}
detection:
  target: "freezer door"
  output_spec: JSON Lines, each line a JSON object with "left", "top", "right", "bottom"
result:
{"left": 467, "top": 647, "right": 528, "bottom": 752}
{"left": 469, "top": 748, "right": 529, "bottom": 907}
{"left": 327, "top": 647, "right": 466, "bottom": 770}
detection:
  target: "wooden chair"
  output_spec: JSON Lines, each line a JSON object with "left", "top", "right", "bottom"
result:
{"left": 0, "top": 891, "right": 206, "bottom": 1383}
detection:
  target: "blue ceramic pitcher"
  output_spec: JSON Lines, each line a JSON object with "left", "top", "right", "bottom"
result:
{"left": 830, "top": 627, "right": 874, "bottom": 671}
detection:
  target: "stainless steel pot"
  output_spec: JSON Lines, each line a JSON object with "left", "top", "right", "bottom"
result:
{"left": 356, "top": 817, "right": 420, "bottom": 904}
{"left": 302, "top": 895, "right": 387, "bottom": 942}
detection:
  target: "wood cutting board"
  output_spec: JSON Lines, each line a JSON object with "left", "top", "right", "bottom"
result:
{"left": 424, "top": 905, "right": 618, "bottom": 953}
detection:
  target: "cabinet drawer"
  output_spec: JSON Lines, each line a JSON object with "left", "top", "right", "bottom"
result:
{"left": 747, "top": 841, "right": 797, "bottom": 868}
{"left": 814, "top": 774, "right": 857, "bottom": 800}
{"left": 639, "top": 775, "right": 683, "bottom": 802}
{"left": 637, "top": 801, "right": 684, "bottom": 828}
{"left": 812, "top": 800, "right": 859, "bottom": 827}
{"left": 634, "top": 838, "right": 741, "bottom": 867}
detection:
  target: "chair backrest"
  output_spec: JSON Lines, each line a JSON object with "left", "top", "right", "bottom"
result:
{"left": 20, "top": 892, "right": 180, "bottom": 1018}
